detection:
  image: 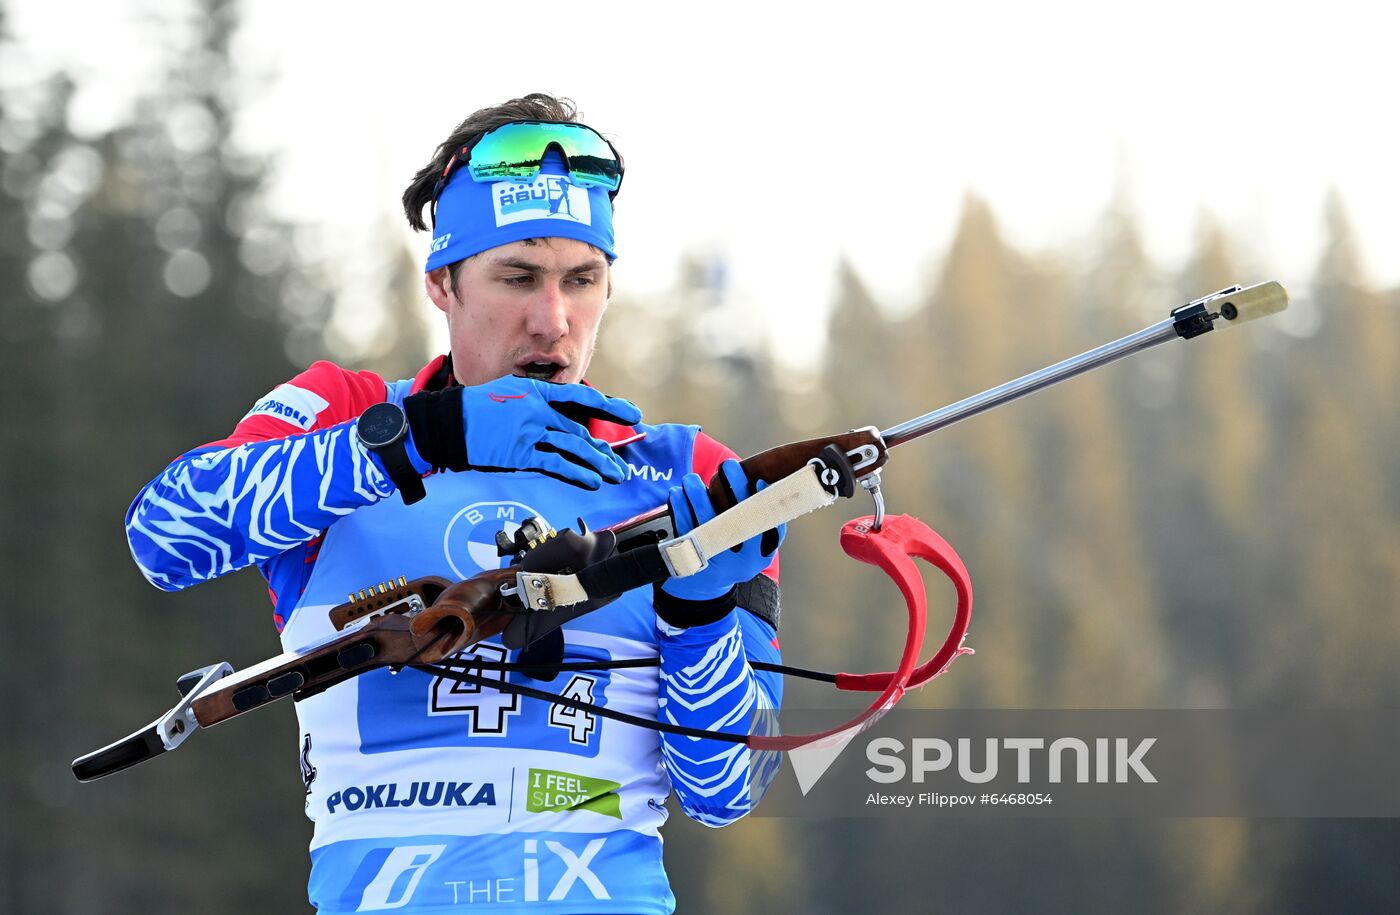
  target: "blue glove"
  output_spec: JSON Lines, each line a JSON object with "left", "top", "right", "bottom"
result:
{"left": 404, "top": 376, "right": 642, "bottom": 490}
{"left": 660, "top": 459, "right": 785, "bottom": 603}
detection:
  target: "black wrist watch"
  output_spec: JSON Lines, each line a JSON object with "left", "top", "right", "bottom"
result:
{"left": 357, "top": 402, "right": 426, "bottom": 505}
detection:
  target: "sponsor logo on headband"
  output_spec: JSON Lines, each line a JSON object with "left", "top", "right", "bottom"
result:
{"left": 492, "top": 175, "right": 592, "bottom": 229}
{"left": 430, "top": 232, "right": 452, "bottom": 253}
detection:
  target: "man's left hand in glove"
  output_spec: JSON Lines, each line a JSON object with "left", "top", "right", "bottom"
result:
{"left": 653, "top": 459, "right": 785, "bottom": 628}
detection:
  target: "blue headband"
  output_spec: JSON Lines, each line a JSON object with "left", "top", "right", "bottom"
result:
{"left": 425, "top": 149, "right": 617, "bottom": 271}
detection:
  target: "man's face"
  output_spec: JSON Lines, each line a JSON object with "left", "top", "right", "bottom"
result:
{"left": 425, "top": 238, "right": 610, "bottom": 388}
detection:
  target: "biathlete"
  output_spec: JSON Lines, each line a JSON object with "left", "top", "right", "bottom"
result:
{"left": 127, "top": 93, "right": 784, "bottom": 913}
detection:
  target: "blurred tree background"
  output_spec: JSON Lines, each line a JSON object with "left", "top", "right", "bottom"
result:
{"left": 2, "top": 1, "right": 1397, "bottom": 912}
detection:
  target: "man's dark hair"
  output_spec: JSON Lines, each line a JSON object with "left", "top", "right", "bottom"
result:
{"left": 402, "top": 93, "right": 584, "bottom": 233}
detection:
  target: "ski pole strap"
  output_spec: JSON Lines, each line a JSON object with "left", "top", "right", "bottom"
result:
{"left": 748, "top": 513, "right": 974, "bottom": 752}
{"left": 517, "top": 462, "right": 837, "bottom": 611}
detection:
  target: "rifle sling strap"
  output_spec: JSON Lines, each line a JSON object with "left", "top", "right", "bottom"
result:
{"left": 519, "top": 462, "right": 834, "bottom": 614}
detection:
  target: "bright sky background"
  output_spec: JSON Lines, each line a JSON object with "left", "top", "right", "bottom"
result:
{"left": 6, "top": 0, "right": 1398, "bottom": 367}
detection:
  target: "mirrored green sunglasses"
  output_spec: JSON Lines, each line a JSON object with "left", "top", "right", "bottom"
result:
{"left": 436, "top": 120, "right": 624, "bottom": 199}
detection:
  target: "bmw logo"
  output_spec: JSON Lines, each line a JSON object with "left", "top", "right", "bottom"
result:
{"left": 442, "top": 500, "right": 547, "bottom": 579}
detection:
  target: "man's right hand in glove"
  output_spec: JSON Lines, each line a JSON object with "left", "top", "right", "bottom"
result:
{"left": 400, "top": 375, "right": 642, "bottom": 490}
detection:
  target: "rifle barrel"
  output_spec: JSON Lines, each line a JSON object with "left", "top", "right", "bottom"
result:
{"left": 880, "top": 316, "right": 1180, "bottom": 449}
{"left": 880, "top": 281, "right": 1288, "bottom": 450}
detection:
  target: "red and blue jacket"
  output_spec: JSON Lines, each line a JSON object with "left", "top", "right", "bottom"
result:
{"left": 126, "top": 356, "right": 782, "bottom": 914}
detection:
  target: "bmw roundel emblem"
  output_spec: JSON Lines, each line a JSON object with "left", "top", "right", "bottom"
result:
{"left": 442, "top": 500, "right": 546, "bottom": 579}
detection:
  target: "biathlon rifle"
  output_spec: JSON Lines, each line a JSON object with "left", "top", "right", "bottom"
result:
{"left": 72, "top": 281, "right": 1288, "bottom": 782}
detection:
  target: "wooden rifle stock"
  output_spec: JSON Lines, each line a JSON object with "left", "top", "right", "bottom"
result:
{"left": 604, "top": 427, "right": 889, "bottom": 542}
{"left": 729, "top": 427, "right": 887, "bottom": 503}
{"left": 190, "top": 570, "right": 518, "bottom": 727}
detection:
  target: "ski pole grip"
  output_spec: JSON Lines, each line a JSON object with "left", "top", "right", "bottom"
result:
{"left": 1216, "top": 281, "right": 1288, "bottom": 327}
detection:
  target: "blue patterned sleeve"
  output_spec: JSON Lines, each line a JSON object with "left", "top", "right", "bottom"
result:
{"left": 126, "top": 420, "right": 394, "bottom": 591}
{"left": 657, "top": 606, "right": 783, "bottom": 827}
